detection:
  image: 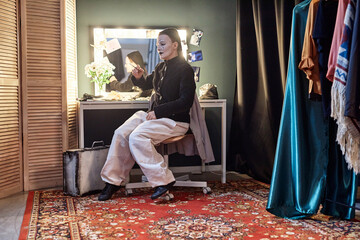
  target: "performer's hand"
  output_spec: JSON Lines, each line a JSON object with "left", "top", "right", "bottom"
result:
{"left": 109, "top": 76, "right": 117, "bottom": 82}
{"left": 132, "top": 65, "right": 144, "bottom": 79}
{"left": 146, "top": 111, "right": 157, "bottom": 120}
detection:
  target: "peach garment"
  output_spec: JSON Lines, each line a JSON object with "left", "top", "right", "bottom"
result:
{"left": 327, "top": 0, "right": 351, "bottom": 81}
{"left": 298, "top": 0, "right": 321, "bottom": 96}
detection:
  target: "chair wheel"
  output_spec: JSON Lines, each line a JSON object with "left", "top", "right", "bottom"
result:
{"left": 125, "top": 189, "right": 133, "bottom": 196}
{"left": 203, "top": 187, "right": 211, "bottom": 194}
{"left": 162, "top": 193, "right": 174, "bottom": 201}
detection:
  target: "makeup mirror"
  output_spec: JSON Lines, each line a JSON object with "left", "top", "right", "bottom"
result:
{"left": 92, "top": 27, "right": 187, "bottom": 95}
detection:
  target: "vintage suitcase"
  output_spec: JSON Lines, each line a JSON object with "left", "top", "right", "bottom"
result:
{"left": 63, "top": 141, "right": 109, "bottom": 196}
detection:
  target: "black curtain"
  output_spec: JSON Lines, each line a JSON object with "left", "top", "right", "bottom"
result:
{"left": 229, "top": 0, "right": 302, "bottom": 183}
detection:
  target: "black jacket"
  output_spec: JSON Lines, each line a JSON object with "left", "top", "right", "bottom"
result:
{"left": 131, "top": 56, "right": 195, "bottom": 123}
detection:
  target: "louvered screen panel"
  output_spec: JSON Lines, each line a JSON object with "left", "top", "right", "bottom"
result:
{"left": 26, "top": 86, "right": 63, "bottom": 187}
{"left": 65, "top": 0, "right": 78, "bottom": 149}
{"left": 0, "top": 0, "right": 22, "bottom": 198}
{"left": 0, "top": 87, "right": 22, "bottom": 198}
{"left": 22, "top": 0, "right": 63, "bottom": 190}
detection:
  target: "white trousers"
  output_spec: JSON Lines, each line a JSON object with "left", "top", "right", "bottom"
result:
{"left": 101, "top": 110, "right": 189, "bottom": 187}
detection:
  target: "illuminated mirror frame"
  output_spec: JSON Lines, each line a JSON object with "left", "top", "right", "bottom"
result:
{"left": 92, "top": 27, "right": 188, "bottom": 95}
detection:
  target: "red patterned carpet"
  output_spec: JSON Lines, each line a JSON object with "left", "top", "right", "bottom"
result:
{"left": 19, "top": 179, "right": 360, "bottom": 239}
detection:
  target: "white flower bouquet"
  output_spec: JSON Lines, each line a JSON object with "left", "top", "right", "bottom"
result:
{"left": 85, "top": 59, "right": 115, "bottom": 92}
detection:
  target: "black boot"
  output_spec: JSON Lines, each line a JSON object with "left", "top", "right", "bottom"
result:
{"left": 151, "top": 181, "right": 175, "bottom": 200}
{"left": 98, "top": 183, "right": 121, "bottom": 201}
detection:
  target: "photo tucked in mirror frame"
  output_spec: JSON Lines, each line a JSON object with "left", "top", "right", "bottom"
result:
{"left": 91, "top": 28, "right": 188, "bottom": 98}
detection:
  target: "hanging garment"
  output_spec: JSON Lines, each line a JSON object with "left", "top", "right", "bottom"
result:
{"left": 345, "top": 1, "right": 360, "bottom": 120}
{"left": 313, "top": 0, "right": 358, "bottom": 220}
{"left": 344, "top": 0, "right": 360, "bottom": 159}
{"left": 298, "top": 0, "right": 322, "bottom": 99}
{"left": 346, "top": 0, "right": 360, "bottom": 121}
{"left": 320, "top": 117, "right": 358, "bottom": 219}
{"left": 327, "top": 0, "right": 352, "bottom": 81}
{"left": 266, "top": 0, "right": 329, "bottom": 219}
{"left": 312, "top": 0, "right": 339, "bottom": 117}
{"left": 331, "top": 0, "right": 360, "bottom": 173}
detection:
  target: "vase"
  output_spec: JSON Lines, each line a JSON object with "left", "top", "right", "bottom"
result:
{"left": 96, "top": 82, "right": 106, "bottom": 96}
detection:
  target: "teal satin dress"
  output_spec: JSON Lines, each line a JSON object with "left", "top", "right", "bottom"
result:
{"left": 266, "top": 0, "right": 358, "bottom": 220}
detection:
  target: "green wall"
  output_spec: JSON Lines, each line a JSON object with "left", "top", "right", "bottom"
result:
{"left": 76, "top": 0, "right": 237, "bottom": 158}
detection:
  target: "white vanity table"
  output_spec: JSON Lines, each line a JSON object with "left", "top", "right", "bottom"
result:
{"left": 78, "top": 99, "right": 227, "bottom": 183}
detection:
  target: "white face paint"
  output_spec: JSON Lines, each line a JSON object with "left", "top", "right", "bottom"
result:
{"left": 156, "top": 34, "right": 179, "bottom": 60}
{"left": 124, "top": 57, "right": 136, "bottom": 73}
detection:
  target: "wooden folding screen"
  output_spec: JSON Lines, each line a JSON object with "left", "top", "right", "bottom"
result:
{"left": 21, "top": 0, "right": 77, "bottom": 191}
{"left": 0, "top": 0, "right": 22, "bottom": 199}
{"left": 63, "top": 0, "right": 78, "bottom": 151}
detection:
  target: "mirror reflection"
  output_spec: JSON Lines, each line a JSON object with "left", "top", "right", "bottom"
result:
{"left": 92, "top": 28, "right": 187, "bottom": 96}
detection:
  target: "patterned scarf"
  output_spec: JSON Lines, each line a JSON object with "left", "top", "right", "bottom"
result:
{"left": 331, "top": 0, "right": 360, "bottom": 173}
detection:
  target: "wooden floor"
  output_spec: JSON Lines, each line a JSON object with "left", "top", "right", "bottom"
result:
{"left": 0, "top": 172, "right": 359, "bottom": 240}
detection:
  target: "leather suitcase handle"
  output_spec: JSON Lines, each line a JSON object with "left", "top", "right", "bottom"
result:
{"left": 91, "top": 140, "right": 105, "bottom": 149}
